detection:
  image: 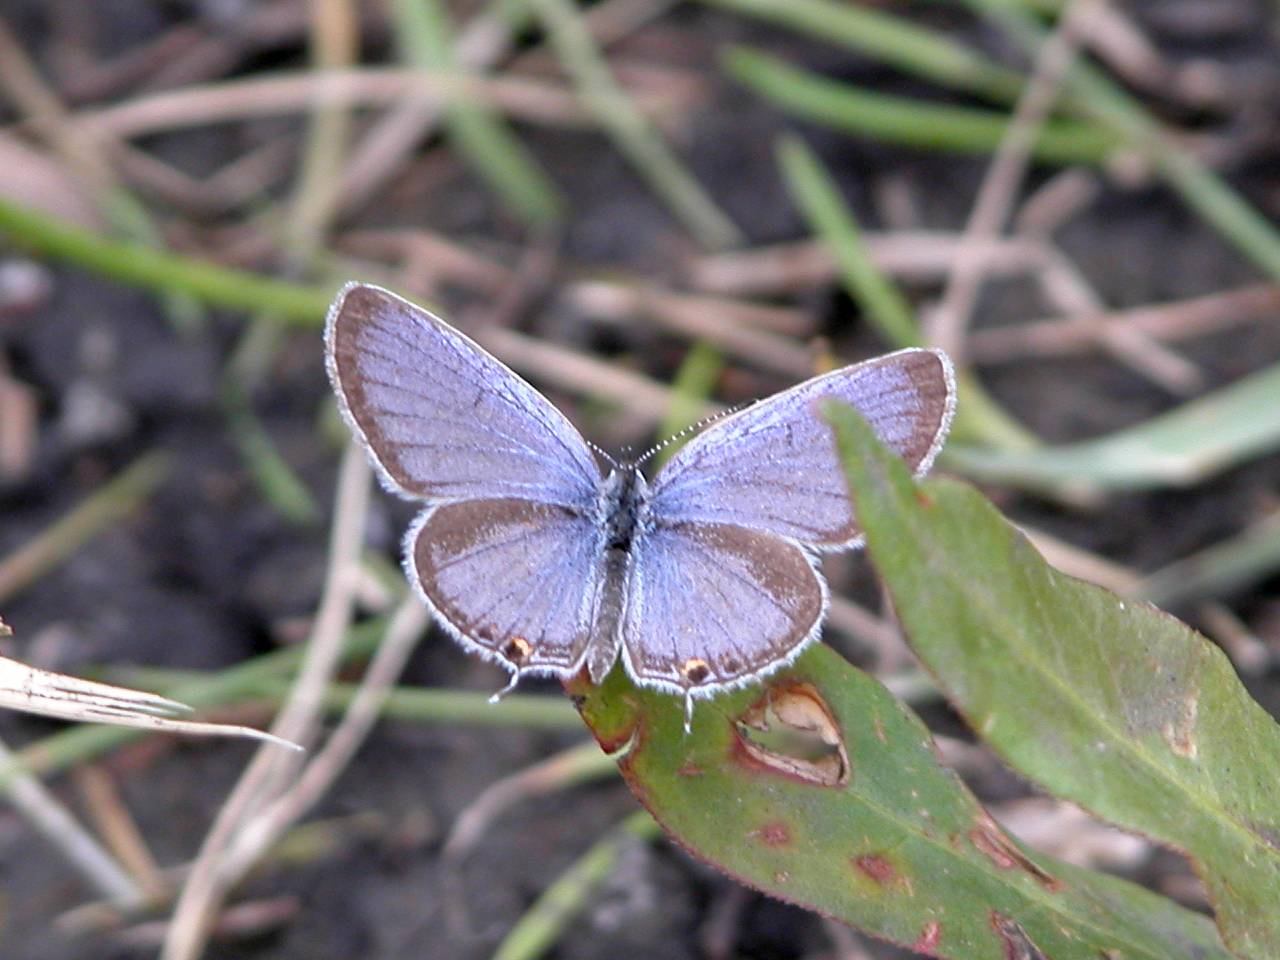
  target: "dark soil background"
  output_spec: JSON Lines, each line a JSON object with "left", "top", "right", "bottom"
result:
{"left": 0, "top": 1, "right": 1279, "bottom": 958}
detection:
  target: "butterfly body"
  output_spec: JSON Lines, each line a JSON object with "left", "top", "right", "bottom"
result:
{"left": 325, "top": 282, "right": 955, "bottom": 712}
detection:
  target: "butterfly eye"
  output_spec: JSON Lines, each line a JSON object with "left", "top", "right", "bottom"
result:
{"left": 502, "top": 636, "right": 534, "bottom": 664}
{"left": 681, "top": 658, "right": 712, "bottom": 684}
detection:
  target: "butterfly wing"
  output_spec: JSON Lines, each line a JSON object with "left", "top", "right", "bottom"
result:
{"left": 620, "top": 522, "right": 825, "bottom": 693}
{"left": 408, "top": 498, "right": 610, "bottom": 677}
{"left": 327, "top": 283, "right": 611, "bottom": 678}
{"left": 645, "top": 348, "right": 955, "bottom": 549}
{"left": 326, "top": 282, "right": 602, "bottom": 506}
{"left": 620, "top": 348, "right": 954, "bottom": 695}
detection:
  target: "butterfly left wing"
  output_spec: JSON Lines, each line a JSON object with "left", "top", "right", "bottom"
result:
{"left": 408, "top": 497, "right": 610, "bottom": 677}
{"left": 645, "top": 348, "right": 955, "bottom": 549}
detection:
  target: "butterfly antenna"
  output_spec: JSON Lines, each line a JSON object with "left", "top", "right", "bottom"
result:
{"left": 488, "top": 670, "right": 522, "bottom": 704}
{"left": 587, "top": 440, "right": 619, "bottom": 469}
{"left": 636, "top": 403, "right": 747, "bottom": 466}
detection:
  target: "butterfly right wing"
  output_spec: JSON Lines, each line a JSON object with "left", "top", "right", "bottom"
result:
{"left": 408, "top": 498, "right": 610, "bottom": 677}
{"left": 326, "top": 282, "right": 602, "bottom": 507}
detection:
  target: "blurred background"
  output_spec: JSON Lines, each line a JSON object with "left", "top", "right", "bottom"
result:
{"left": 0, "top": 1, "right": 1279, "bottom": 958}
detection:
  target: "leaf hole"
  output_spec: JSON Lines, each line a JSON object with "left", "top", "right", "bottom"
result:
{"left": 733, "top": 682, "right": 849, "bottom": 787}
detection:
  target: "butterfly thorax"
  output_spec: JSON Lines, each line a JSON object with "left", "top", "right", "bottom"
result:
{"left": 596, "top": 467, "right": 650, "bottom": 554}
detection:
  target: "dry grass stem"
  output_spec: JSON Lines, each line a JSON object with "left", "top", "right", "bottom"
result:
{"left": 569, "top": 280, "right": 816, "bottom": 376}
{"left": 64, "top": 69, "right": 669, "bottom": 143}
{"left": 1022, "top": 524, "right": 1140, "bottom": 595}
{"left": 0, "top": 736, "right": 143, "bottom": 907}
{"left": 73, "top": 766, "right": 167, "bottom": 898}
{"left": 686, "top": 234, "right": 1051, "bottom": 297}
{"left": 1031, "top": 248, "right": 1205, "bottom": 393}
{"left": 218, "top": 598, "right": 428, "bottom": 885}
{"left": 161, "top": 444, "right": 372, "bottom": 960}
{"left": 970, "top": 283, "right": 1280, "bottom": 362}
{"left": 339, "top": 229, "right": 515, "bottom": 295}
{"left": 928, "top": 0, "right": 1092, "bottom": 361}
{"left": 443, "top": 739, "right": 609, "bottom": 859}
{"left": 477, "top": 324, "right": 696, "bottom": 424}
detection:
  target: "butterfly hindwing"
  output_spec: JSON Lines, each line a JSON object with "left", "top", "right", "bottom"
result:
{"left": 620, "top": 522, "right": 826, "bottom": 693}
{"left": 409, "top": 498, "right": 610, "bottom": 677}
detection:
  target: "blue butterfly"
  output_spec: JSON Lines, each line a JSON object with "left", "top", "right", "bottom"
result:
{"left": 326, "top": 283, "right": 954, "bottom": 723}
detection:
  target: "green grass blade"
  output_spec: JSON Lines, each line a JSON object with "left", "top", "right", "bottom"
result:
{"left": 726, "top": 48, "right": 1118, "bottom": 165}
{"left": 392, "top": 0, "right": 562, "bottom": 226}
{"left": 960, "top": 0, "right": 1280, "bottom": 283}
{"left": 697, "top": 0, "right": 1026, "bottom": 104}
{"left": 0, "top": 198, "right": 333, "bottom": 323}
{"left": 828, "top": 401, "right": 1280, "bottom": 958}
{"left": 945, "top": 359, "right": 1280, "bottom": 493}
{"left": 774, "top": 135, "right": 1036, "bottom": 452}
{"left": 571, "top": 648, "right": 1232, "bottom": 959}
{"left": 523, "top": 0, "right": 742, "bottom": 250}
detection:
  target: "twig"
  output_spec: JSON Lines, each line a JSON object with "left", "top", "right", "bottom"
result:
{"left": 283, "top": 0, "right": 359, "bottom": 268}
{"left": 1030, "top": 248, "right": 1204, "bottom": 393}
{"left": 337, "top": 0, "right": 678, "bottom": 216}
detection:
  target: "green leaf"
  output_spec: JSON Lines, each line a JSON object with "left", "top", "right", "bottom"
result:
{"left": 570, "top": 650, "right": 1231, "bottom": 959}
{"left": 827, "top": 401, "right": 1280, "bottom": 959}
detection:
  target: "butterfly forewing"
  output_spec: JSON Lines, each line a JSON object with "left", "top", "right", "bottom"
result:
{"left": 326, "top": 283, "right": 601, "bottom": 507}
{"left": 410, "top": 498, "right": 609, "bottom": 675}
{"left": 646, "top": 348, "right": 955, "bottom": 549}
{"left": 621, "top": 523, "right": 825, "bottom": 692}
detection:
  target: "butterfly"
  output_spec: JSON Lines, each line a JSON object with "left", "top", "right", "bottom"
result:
{"left": 325, "top": 282, "right": 955, "bottom": 726}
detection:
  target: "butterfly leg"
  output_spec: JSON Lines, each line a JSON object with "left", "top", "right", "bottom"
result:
{"left": 488, "top": 670, "right": 522, "bottom": 704}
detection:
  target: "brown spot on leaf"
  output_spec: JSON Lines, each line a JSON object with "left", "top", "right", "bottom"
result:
{"left": 912, "top": 920, "right": 942, "bottom": 956}
{"left": 852, "top": 853, "right": 914, "bottom": 895}
{"left": 872, "top": 715, "right": 887, "bottom": 743}
{"left": 914, "top": 489, "right": 935, "bottom": 508}
{"left": 753, "top": 821, "right": 792, "bottom": 847}
{"left": 1161, "top": 689, "right": 1199, "bottom": 758}
{"left": 733, "top": 681, "right": 849, "bottom": 787}
{"left": 676, "top": 761, "right": 703, "bottom": 777}
{"left": 970, "top": 815, "right": 1059, "bottom": 890}
{"left": 854, "top": 855, "right": 895, "bottom": 886}
{"left": 774, "top": 870, "right": 790, "bottom": 884}
{"left": 990, "top": 912, "right": 1049, "bottom": 960}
